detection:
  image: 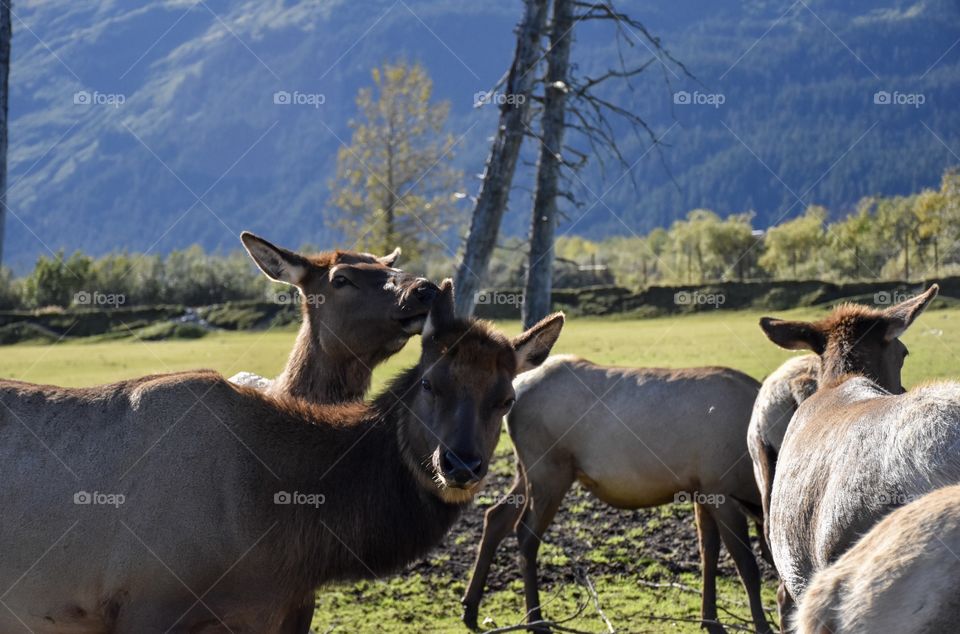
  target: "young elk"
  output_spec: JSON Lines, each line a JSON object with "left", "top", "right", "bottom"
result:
{"left": 231, "top": 232, "right": 438, "bottom": 632}
{"left": 230, "top": 232, "right": 437, "bottom": 403}
{"left": 0, "top": 282, "right": 564, "bottom": 634}
{"left": 746, "top": 354, "right": 819, "bottom": 541}
{"left": 462, "top": 355, "right": 773, "bottom": 634}
{"left": 795, "top": 484, "right": 960, "bottom": 634}
{"left": 759, "top": 286, "right": 960, "bottom": 622}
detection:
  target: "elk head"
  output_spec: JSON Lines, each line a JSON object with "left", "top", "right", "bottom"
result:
{"left": 760, "top": 285, "right": 938, "bottom": 394}
{"left": 402, "top": 280, "right": 564, "bottom": 504}
{"left": 241, "top": 232, "right": 438, "bottom": 363}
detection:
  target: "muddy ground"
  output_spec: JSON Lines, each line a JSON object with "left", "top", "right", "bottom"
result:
{"left": 407, "top": 464, "right": 777, "bottom": 592}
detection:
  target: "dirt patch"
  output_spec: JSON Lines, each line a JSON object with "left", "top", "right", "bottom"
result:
{"left": 408, "top": 466, "right": 777, "bottom": 592}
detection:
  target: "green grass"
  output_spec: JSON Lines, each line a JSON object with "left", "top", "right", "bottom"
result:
{"left": 2, "top": 305, "right": 957, "bottom": 389}
{"left": 1, "top": 306, "right": 958, "bottom": 632}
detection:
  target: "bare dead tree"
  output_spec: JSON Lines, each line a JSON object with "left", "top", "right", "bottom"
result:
{"left": 519, "top": 0, "right": 690, "bottom": 326}
{"left": 0, "top": 1, "right": 11, "bottom": 267}
{"left": 521, "top": 0, "right": 573, "bottom": 328}
{"left": 453, "top": 0, "right": 548, "bottom": 317}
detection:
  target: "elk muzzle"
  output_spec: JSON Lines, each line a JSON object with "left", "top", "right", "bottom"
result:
{"left": 395, "top": 276, "right": 439, "bottom": 334}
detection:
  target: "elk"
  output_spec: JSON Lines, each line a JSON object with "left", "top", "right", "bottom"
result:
{"left": 0, "top": 281, "right": 564, "bottom": 634}
{"left": 795, "top": 484, "right": 960, "bottom": 634}
{"left": 461, "top": 355, "right": 773, "bottom": 634}
{"left": 230, "top": 232, "right": 437, "bottom": 633}
{"left": 746, "top": 353, "right": 819, "bottom": 541}
{"left": 229, "top": 231, "right": 437, "bottom": 403}
{"left": 759, "top": 286, "right": 957, "bottom": 624}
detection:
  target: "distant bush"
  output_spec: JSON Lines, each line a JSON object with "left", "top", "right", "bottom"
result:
{"left": 4, "top": 246, "right": 271, "bottom": 310}
{"left": 136, "top": 322, "right": 208, "bottom": 341}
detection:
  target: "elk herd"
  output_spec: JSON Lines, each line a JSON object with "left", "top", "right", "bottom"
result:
{"left": 0, "top": 231, "right": 954, "bottom": 633}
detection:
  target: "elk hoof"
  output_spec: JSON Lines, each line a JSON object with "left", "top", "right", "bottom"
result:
{"left": 461, "top": 603, "right": 479, "bottom": 630}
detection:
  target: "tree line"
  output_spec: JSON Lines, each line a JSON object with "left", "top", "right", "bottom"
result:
{"left": 568, "top": 168, "right": 960, "bottom": 288}
{"left": 1, "top": 168, "right": 955, "bottom": 311}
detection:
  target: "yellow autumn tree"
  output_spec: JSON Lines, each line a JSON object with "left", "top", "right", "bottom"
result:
{"left": 329, "top": 61, "right": 464, "bottom": 264}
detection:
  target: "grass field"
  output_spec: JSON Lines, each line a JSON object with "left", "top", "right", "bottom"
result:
{"left": 1, "top": 306, "right": 958, "bottom": 633}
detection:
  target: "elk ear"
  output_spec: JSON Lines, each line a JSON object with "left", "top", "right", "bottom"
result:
{"left": 512, "top": 313, "right": 565, "bottom": 374}
{"left": 759, "top": 317, "right": 826, "bottom": 354}
{"left": 241, "top": 231, "right": 309, "bottom": 286}
{"left": 379, "top": 247, "right": 401, "bottom": 267}
{"left": 422, "top": 279, "right": 455, "bottom": 339}
{"left": 883, "top": 284, "right": 938, "bottom": 341}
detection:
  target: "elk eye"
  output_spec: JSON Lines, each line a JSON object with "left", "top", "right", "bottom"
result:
{"left": 421, "top": 379, "right": 432, "bottom": 393}
{"left": 331, "top": 275, "right": 351, "bottom": 289}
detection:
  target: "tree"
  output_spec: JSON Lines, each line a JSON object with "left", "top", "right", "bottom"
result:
{"left": 0, "top": 1, "right": 10, "bottom": 266}
{"left": 330, "top": 61, "right": 463, "bottom": 265}
{"left": 522, "top": 0, "right": 573, "bottom": 328}
{"left": 759, "top": 205, "right": 827, "bottom": 279}
{"left": 454, "top": 0, "right": 549, "bottom": 316}
{"left": 876, "top": 196, "right": 918, "bottom": 280}
{"left": 704, "top": 212, "right": 756, "bottom": 281}
{"left": 21, "top": 251, "right": 91, "bottom": 308}
{"left": 828, "top": 200, "right": 880, "bottom": 280}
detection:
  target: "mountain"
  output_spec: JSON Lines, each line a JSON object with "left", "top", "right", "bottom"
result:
{"left": 3, "top": 0, "right": 959, "bottom": 270}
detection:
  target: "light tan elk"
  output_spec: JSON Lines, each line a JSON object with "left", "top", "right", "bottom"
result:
{"left": 795, "top": 483, "right": 960, "bottom": 634}
{"left": 229, "top": 231, "right": 437, "bottom": 403}
{"left": 760, "top": 286, "right": 957, "bottom": 622}
{"left": 462, "top": 355, "right": 773, "bottom": 634}
{"left": 746, "top": 354, "right": 819, "bottom": 539}
{"left": 0, "top": 282, "right": 564, "bottom": 634}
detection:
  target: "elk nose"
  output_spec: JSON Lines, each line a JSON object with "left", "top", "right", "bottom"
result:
{"left": 441, "top": 450, "right": 483, "bottom": 486}
{"left": 413, "top": 280, "right": 438, "bottom": 305}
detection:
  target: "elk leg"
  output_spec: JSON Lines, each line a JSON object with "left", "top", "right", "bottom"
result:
{"left": 462, "top": 473, "right": 528, "bottom": 630}
{"left": 777, "top": 581, "right": 794, "bottom": 634}
{"left": 695, "top": 502, "right": 725, "bottom": 634}
{"left": 713, "top": 503, "right": 773, "bottom": 634}
{"left": 516, "top": 468, "right": 572, "bottom": 634}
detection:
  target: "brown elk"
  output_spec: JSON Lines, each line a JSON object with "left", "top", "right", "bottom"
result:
{"left": 795, "top": 483, "right": 960, "bottom": 634}
{"left": 461, "top": 355, "right": 773, "bottom": 634}
{"left": 231, "top": 232, "right": 438, "bottom": 632}
{"left": 230, "top": 232, "right": 437, "bottom": 403}
{"left": 759, "top": 286, "right": 952, "bottom": 626}
{"left": 0, "top": 281, "right": 564, "bottom": 633}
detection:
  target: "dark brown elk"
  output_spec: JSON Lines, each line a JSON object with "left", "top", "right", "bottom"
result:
{"left": 230, "top": 232, "right": 438, "bottom": 632}
{"left": 0, "top": 281, "right": 564, "bottom": 633}
{"left": 760, "top": 286, "right": 951, "bottom": 627}
{"left": 230, "top": 231, "right": 437, "bottom": 403}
